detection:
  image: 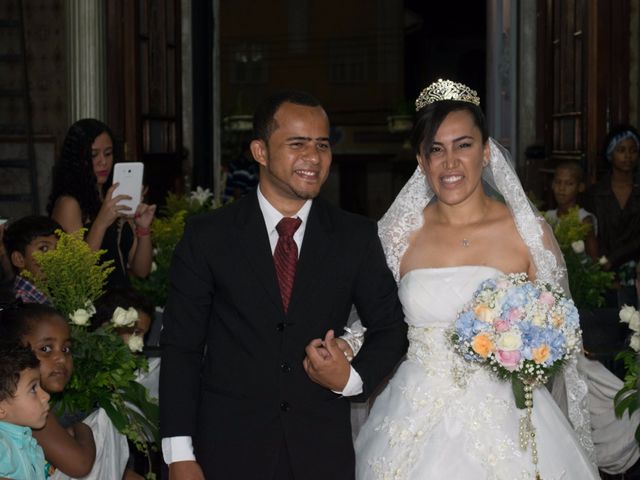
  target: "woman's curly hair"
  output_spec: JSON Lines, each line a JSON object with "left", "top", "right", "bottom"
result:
{"left": 47, "top": 119, "right": 122, "bottom": 222}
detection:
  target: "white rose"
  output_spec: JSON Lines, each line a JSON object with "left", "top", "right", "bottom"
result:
{"left": 69, "top": 308, "right": 91, "bottom": 326}
{"left": 151, "top": 261, "right": 157, "bottom": 273}
{"left": 128, "top": 334, "right": 144, "bottom": 353}
{"left": 496, "top": 331, "right": 522, "bottom": 350}
{"left": 619, "top": 305, "right": 638, "bottom": 324}
{"left": 629, "top": 311, "right": 640, "bottom": 333}
{"left": 111, "top": 306, "right": 139, "bottom": 327}
{"left": 571, "top": 240, "right": 585, "bottom": 254}
{"left": 630, "top": 334, "right": 640, "bottom": 352}
{"left": 598, "top": 256, "right": 608, "bottom": 266}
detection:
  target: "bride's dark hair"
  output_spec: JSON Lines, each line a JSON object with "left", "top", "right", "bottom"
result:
{"left": 410, "top": 100, "right": 488, "bottom": 157}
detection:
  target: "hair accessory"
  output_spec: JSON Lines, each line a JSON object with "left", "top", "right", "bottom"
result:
{"left": 605, "top": 130, "right": 640, "bottom": 161}
{"left": 415, "top": 79, "right": 481, "bottom": 111}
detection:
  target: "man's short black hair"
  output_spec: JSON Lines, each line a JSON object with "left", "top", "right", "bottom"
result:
{"left": 0, "top": 340, "right": 39, "bottom": 402}
{"left": 252, "top": 90, "right": 323, "bottom": 143}
{"left": 3, "top": 215, "right": 61, "bottom": 257}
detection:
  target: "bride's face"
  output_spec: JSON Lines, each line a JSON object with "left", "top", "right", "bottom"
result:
{"left": 418, "top": 109, "right": 489, "bottom": 207}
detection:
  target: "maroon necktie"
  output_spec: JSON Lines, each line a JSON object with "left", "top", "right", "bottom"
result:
{"left": 273, "top": 217, "right": 302, "bottom": 312}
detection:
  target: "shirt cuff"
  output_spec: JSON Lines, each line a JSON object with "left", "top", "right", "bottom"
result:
{"left": 332, "top": 366, "right": 363, "bottom": 396}
{"left": 162, "top": 436, "right": 196, "bottom": 464}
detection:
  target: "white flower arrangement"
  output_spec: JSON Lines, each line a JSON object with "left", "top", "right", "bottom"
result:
{"left": 619, "top": 305, "right": 640, "bottom": 348}
{"left": 69, "top": 301, "right": 97, "bottom": 326}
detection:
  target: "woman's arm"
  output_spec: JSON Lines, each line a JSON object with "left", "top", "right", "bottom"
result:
{"left": 32, "top": 414, "right": 96, "bottom": 477}
{"left": 127, "top": 203, "right": 156, "bottom": 278}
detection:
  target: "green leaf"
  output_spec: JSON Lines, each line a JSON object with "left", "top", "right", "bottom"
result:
{"left": 512, "top": 377, "right": 526, "bottom": 409}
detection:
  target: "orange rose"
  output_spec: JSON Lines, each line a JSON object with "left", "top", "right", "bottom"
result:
{"left": 472, "top": 332, "right": 494, "bottom": 358}
{"left": 532, "top": 344, "right": 550, "bottom": 364}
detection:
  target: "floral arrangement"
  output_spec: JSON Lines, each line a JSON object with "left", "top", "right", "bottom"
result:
{"left": 615, "top": 305, "right": 640, "bottom": 444}
{"left": 131, "top": 187, "right": 221, "bottom": 307}
{"left": 545, "top": 207, "right": 614, "bottom": 309}
{"left": 25, "top": 229, "right": 159, "bottom": 477}
{"left": 451, "top": 272, "right": 582, "bottom": 476}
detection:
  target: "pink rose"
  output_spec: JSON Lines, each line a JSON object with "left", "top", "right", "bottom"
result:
{"left": 497, "top": 349, "right": 521, "bottom": 371}
{"left": 539, "top": 291, "right": 555, "bottom": 306}
{"left": 494, "top": 319, "right": 511, "bottom": 332}
{"left": 507, "top": 308, "right": 522, "bottom": 322}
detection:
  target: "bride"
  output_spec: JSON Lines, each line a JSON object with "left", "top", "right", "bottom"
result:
{"left": 352, "top": 80, "right": 599, "bottom": 479}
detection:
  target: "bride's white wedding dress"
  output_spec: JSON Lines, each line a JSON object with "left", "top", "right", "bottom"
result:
{"left": 355, "top": 266, "right": 599, "bottom": 480}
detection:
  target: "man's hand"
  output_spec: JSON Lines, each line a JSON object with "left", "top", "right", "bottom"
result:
{"left": 169, "top": 461, "right": 205, "bottom": 480}
{"left": 303, "top": 330, "right": 350, "bottom": 391}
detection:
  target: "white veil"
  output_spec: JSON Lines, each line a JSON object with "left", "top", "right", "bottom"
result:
{"left": 375, "top": 137, "right": 596, "bottom": 461}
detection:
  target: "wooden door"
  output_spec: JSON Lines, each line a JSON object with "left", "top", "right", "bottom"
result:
{"left": 537, "top": 0, "right": 630, "bottom": 187}
{"left": 107, "top": 0, "right": 183, "bottom": 207}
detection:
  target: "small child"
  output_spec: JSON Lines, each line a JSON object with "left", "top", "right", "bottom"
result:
{"left": 547, "top": 161, "right": 598, "bottom": 259}
{"left": 3, "top": 216, "right": 61, "bottom": 304}
{"left": 0, "top": 303, "right": 96, "bottom": 478}
{"left": 0, "top": 339, "right": 50, "bottom": 480}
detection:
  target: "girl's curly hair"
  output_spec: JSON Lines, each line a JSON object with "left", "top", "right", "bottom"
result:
{"left": 47, "top": 119, "right": 122, "bottom": 222}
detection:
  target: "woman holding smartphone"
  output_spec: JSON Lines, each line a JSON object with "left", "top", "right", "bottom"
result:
{"left": 47, "top": 119, "right": 156, "bottom": 287}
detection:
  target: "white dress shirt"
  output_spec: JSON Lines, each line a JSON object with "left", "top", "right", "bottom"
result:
{"left": 162, "top": 187, "right": 363, "bottom": 464}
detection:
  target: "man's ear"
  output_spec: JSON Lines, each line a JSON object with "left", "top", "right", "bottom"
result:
{"left": 0, "top": 403, "right": 8, "bottom": 420}
{"left": 250, "top": 139, "right": 268, "bottom": 168}
{"left": 578, "top": 182, "right": 586, "bottom": 193}
{"left": 10, "top": 250, "right": 25, "bottom": 270}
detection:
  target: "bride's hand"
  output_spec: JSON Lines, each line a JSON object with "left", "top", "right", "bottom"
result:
{"left": 303, "top": 330, "right": 351, "bottom": 391}
{"left": 335, "top": 338, "right": 354, "bottom": 362}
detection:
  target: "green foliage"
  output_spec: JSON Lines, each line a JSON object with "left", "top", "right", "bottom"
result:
{"left": 24, "top": 228, "right": 159, "bottom": 471}
{"left": 546, "top": 207, "right": 614, "bottom": 309}
{"left": 24, "top": 229, "right": 114, "bottom": 317}
{"left": 614, "top": 350, "right": 640, "bottom": 444}
{"left": 132, "top": 188, "right": 222, "bottom": 306}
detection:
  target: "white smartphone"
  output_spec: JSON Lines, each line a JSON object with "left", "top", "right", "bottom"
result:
{"left": 112, "top": 162, "right": 144, "bottom": 214}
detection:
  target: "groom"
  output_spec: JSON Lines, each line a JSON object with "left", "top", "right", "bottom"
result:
{"left": 160, "top": 90, "right": 408, "bottom": 479}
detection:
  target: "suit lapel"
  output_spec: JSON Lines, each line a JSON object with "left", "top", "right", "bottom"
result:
{"left": 234, "top": 194, "right": 283, "bottom": 311}
{"left": 287, "top": 199, "right": 332, "bottom": 316}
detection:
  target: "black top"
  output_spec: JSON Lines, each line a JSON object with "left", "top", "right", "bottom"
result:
{"left": 87, "top": 219, "right": 134, "bottom": 288}
{"left": 586, "top": 174, "right": 640, "bottom": 270}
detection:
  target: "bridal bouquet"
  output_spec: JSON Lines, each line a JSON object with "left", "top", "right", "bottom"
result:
{"left": 451, "top": 273, "right": 581, "bottom": 408}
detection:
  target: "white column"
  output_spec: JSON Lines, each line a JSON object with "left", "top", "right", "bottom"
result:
{"left": 65, "top": 0, "right": 107, "bottom": 123}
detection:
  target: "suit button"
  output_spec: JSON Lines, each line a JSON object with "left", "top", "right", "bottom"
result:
{"left": 280, "top": 401, "right": 290, "bottom": 412}
{"left": 280, "top": 362, "right": 291, "bottom": 373}
{"left": 276, "top": 322, "right": 286, "bottom": 332}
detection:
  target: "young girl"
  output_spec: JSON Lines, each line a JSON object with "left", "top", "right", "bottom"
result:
{"left": 0, "top": 303, "right": 134, "bottom": 479}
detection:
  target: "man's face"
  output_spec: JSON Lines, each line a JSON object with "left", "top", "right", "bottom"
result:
{"left": 251, "top": 102, "right": 331, "bottom": 211}
{"left": 11, "top": 234, "right": 57, "bottom": 277}
{"left": 0, "top": 367, "right": 50, "bottom": 429}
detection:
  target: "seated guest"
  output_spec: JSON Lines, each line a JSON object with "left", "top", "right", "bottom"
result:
{"left": 47, "top": 119, "right": 156, "bottom": 288}
{"left": 3, "top": 216, "right": 61, "bottom": 304}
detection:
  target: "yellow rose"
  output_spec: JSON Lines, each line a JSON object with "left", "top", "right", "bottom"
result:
{"left": 474, "top": 304, "right": 496, "bottom": 323}
{"left": 532, "top": 344, "right": 550, "bottom": 364}
{"left": 472, "top": 332, "right": 494, "bottom": 358}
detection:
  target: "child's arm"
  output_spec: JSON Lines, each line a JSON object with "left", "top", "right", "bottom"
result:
{"left": 32, "top": 414, "right": 96, "bottom": 477}
{"left": 582, "top": 216, "right": 598, "bottom": 260}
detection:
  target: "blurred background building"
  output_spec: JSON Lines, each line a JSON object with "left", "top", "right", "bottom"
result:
{"left": 0, "top": 0, "right": 638, "bottom": 219}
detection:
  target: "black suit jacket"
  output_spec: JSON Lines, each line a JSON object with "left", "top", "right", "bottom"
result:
{"left": 160, "top": 193, "right": 407, "bottom": 479}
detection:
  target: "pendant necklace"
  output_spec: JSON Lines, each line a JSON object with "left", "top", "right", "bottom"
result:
{"left": 459, "top": 202, "right": 489, "bottom": 248}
